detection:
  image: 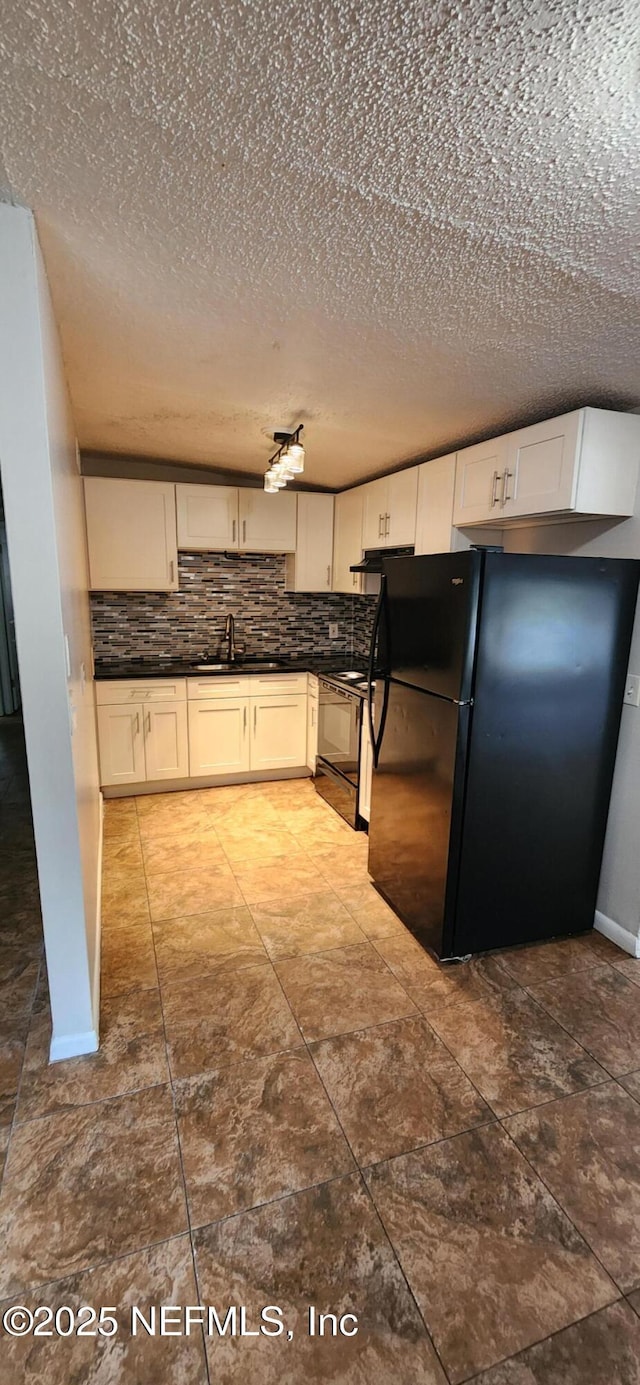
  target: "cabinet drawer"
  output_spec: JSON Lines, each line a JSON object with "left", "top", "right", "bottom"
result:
{"left": 188, "top": 676, "right": 251, "bottom": 700}
{"left": 96, "top": 679, "right": 187, "bottom": 705}
{"left": 248, "top": 673, "right": 308, "bottom": 696}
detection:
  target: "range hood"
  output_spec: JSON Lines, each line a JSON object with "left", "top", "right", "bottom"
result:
{"left": 350, "top": 545, "right": 415, "bottom": 574}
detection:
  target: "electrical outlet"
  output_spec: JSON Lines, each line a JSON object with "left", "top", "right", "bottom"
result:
{"left": 329, "top": 623, "right": 339, "bottom": 639}
{"left": 624, "top": 673, "right": 640, "bottom": 707}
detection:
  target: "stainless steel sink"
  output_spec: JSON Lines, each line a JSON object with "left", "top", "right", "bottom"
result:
{"left": 194, "top": 660, "right": 283, "bottom": 673}
{"left": 240, "top": 661, "right": 282, "bottom": 671}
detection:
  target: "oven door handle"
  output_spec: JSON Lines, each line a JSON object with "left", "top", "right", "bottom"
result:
{"left": 317, "top": 758, "right": 354, "bottom": 792}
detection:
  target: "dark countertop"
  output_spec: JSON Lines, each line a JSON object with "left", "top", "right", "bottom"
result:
{"left": 93, "top": 656, "right": 362, "bottom": 682}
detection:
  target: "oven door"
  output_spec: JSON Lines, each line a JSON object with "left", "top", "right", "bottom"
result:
{"left": 314, "top": 759, "right": 359, "bottom": 829}
{"left": 317, "top": 680, "right": 360, "bottom": 783}
{"left": 316, "top": 680, "right": 362, "bottom": 828}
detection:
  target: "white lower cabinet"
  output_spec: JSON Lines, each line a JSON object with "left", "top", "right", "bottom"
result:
{"left": 250, "top": 693, "right": 308, "bottom": 771}
{"left": 307, "top": 681, "right": 319, "bottom": 773}
{"left": 188, "top": 698, "right": 251, "bottom": 776}
{"left": 97, "top": 698, "right": 188, "bottom": 786}
{"left": 97, "top": 704, "right": 147, "bottom": 786}
{"left": 142, "top": 701, "right": 189, "bottom": 780}
{"left": 97, "top": 676, "right": 311, "bottom": 787}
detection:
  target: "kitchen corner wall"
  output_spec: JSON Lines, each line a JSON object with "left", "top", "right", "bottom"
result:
{"left": 90, "top": 551, "right": 377, "bottom": 665}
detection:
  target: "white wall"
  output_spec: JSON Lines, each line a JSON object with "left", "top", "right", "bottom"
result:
{"left": 504, "top": 512, "right": 640, "bottom": 954}
{"left": 0, "top": 204, "right": 102, "bottom": 1057}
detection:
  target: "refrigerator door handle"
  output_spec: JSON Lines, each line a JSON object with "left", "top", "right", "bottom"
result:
{"left": 367, "top": 576, "right": 390, "bottom": 768}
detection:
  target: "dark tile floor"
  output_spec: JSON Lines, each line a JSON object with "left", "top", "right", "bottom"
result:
{"left": 1, "top": 775, "right": 640, "bottom": 1382}
{"left": 0, "top": 717, "right": 43, "bottom": 1183}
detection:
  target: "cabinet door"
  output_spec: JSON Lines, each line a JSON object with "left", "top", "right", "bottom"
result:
{"left": 453, "top": 438, "right": 508, "bottom": 526}
{"left": 333, "top": 488, "right": 364, "bottom": 593}
{"left": 251, "top": 694, "right": 307, "bottom": 770}
{"left": 97, "top": 703, "right": 146, "bottom": 786}
{"left": 307, "top": 695, "right": 318, "bottom": 772}
{"left": 176, "top": 485, "right": 239, "bottom": 550}
{"left": 287, "top": 493, "right": 334, "bottom": 591}
{"left": 415, "top": 454, "right": 456, "bottom": 554}
{"left": 238, "top": 490, "right": 297, "bottom": 552}
{"left": 84, "top": 478, "right": 178, "bottom": 591}
{"left": 143, "top": 700, "right": 189, "bottom": 781}
{"left": 188, "top": 698, "right": 251, "bottom": 776}
{"left": 387, "top": 469, "right": 418, "bottom": 546}
{"left": 502, "top": 411, "right": 582, "bottom": 519}
{"left": 362, "top": 478, "right": 388, "bottom": 549}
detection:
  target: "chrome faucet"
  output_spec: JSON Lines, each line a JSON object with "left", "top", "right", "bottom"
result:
{"left": 224, "top": 613, "right": 236, "bottom": 663}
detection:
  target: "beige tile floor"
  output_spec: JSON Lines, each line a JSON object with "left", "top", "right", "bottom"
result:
{"left": 2, "top": 776, "right": 640, "bottom": 1382}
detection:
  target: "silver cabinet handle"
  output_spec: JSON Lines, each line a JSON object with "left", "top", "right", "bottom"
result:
{"left": 501, "top": 470, "right": 513, "bottom": 507}
{"left": 253, "top": 704, "right": 257, "bottom": 732}
{"left": 490, "top": 470, "right": 501, "bottom": 507}
{"left": 378, "top": 513, "right": 384, "bottom": 538}
{"left": 134, "top": 712, "right": 140, "bottom": 735}
{"left": 146, "top": 712, "right": 151, "bottom": 734}
{"left": 232, "top": 518, "right": 236, "bottom": 542}
{"left": 243, "top": 705, "right": 247, "bottom": 734}
{"left": 326, "top": 564, "right": 331, "bottom": 586}
{"left": 385, "top": 512, "right": 390, "bottom": 537}
{"left": 169, "top": 560, "right": 175, "bottom": 583}
{"left": 242, "top": 520, "right": 247, "bottom": 544}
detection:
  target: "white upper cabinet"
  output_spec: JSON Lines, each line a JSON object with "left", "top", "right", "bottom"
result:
{"left": 387, "top": 468, "right": 419, "bottom": 546}
{"left": 176, "top": 484, "right": 238, "bottom": 549}
{"left": 452, "top": 437, "right": 508, "bottom": 527}
{"left": 238, "top": 489, "right": 297, "bottom": 552}
{"left": 362, "top": 470, "right": 418, "bottom": 548}
{"left": 333, "top": 487, "right": 364, "bottom": 592}
{"left": 285, "top": 492, "right": 334, "bottom": 592}
{"left": 415, "top": 454, "right": 457, "bottom": 554}
{"left": 453, "top": 409, "right": 640, "bottom": 528}
{"left": 500, "top": 411, "right": 583, "bottom": 520}
{"left": 362, "top": 478, "right": 388, "bottom": 548}
{"left": 84, "top": 478, "right": 178, "bottom": 591}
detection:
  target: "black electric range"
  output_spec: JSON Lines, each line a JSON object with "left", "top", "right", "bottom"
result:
{"left": 314, "top": 669, "right": 370, "bottom": 829}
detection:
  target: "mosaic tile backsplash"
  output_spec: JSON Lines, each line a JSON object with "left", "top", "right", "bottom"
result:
{"left": 91, "top": 552, "right": 377, "bottom": 667}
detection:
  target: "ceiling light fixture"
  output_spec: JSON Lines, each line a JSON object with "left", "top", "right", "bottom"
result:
{"left": 264, "top": 425, "right": 305, "bottom": 492}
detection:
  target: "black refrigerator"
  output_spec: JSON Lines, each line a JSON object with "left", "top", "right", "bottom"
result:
{"left": 367, "top": 548, "right": 640, "bottom": 960}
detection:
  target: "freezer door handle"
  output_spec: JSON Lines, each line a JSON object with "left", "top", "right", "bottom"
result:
{"left": 367, "top": 576, "right": 390, "bottom": 768}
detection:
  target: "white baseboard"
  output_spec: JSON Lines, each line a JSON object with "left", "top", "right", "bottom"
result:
{"left": 91, "top": 792, "right": 104, "bottom": 1031}
{"left": 103, "top": 767, "right": 311, "bottom": 798}
{"left": 50, "top": 1028, "right": 99, "bottom": 1063}
{"left": 594, "top": 909, "right": 640, "bottom": 958}
{"left": 48, "top": 795, "right": 104, "bottom": 1065}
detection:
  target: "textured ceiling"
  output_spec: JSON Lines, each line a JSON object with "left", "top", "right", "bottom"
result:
{"left": 0, "top": 0, "right": 638, "bottom": 488}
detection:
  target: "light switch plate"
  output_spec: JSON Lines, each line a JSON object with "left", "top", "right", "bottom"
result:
{"left": 624, "top": 673, "right": 640, "bottom": 707}
{"left": 329, "top": 623, "right": 339, "bottom": 639}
